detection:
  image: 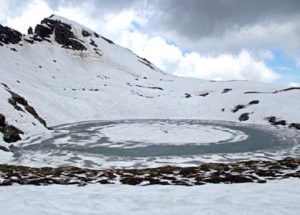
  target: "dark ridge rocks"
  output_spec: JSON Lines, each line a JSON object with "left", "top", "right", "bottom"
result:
{"left": 239, "top": 113, "right": 250, "bottom": 121}
{"left": 273, "top": 87, "right": 300, "bottom": 93}
{"left": 232, "top": 104, "right": 245, "bottom": 113}
{"left": 54, "top": 24, "right": 86, "bottom": 51}
{"left": 101, "top": 36, "right": 114, "bottom": 44}
{"left": 7, "top": 90, "right": 47, "bottom": 128}
{"left": 0, "top": 25, "right": 22, "bottom": 44}
{"left": 0, "top": 113, "right": 23, "bottom": 143}
{"left": 289, "top": 123, "right": 300, "bottom": 130}
{"left": 138, "top": 56, "right": 155, "bottom": 70}
{"left": 34, "top": 24, "right": 52, "bottom": 38}
{"left": 34, "top": 17, "right": 87, "bottom": 51}
{"left": 222, "top": 88, "right": 232, "bottom": 93}
{"left": 82, "top": 29, "right": 92, "bottom": 37}
{"left": 265, "top": 116, "right": 286, "bottom": 126}
{"left": 244, "top": 87, "right": 300, "bottom": 95}
{"left": 94, "top": 32, "right": 100, "bottom": 38}
{"left": 0, "top": 157, "right": 298, "bottom": 186}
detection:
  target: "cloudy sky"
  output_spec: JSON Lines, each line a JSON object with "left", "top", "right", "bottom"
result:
{"left": 1, "top": 0, "right": 300, "bottom": 86}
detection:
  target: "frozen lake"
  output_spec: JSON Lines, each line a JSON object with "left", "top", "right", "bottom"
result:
{"left": 10, "top": 120, "right": 300, "bottom": 168}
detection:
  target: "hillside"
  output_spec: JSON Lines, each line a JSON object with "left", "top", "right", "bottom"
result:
{"left": 1, "top": 15, "right": 300, "bottom": 150}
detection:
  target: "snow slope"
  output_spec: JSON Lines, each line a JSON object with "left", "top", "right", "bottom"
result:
{"left": 0, "top": 179, "right": 299, "bottom": 215}
{"left": 1, "top": 15, "right": 300, "bottom": 146}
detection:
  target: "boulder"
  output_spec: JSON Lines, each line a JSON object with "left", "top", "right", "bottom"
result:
{"left": 2, "top": 125, "right": 23, "bottom": 143}
{"left": 239, "top": 113, "right": 249, "bottom": 121}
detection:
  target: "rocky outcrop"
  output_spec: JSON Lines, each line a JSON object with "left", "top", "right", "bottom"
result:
{"left": 239, "top": 113, "right": 250, "bottom": 121}
{"left": 34, "top": 17, "right": 87, "bottom": 51}
{"left": 0, "top": 25, "right": 22, "bottom": 44}
{"left": 0, "top": 113, "right": 23, "bottom": 143}
{"left": 0, "top": 157, "right": 298, "bottom": 186}
{"left": 265, "top": 116, "right": 286, "bottom": 126}
{"left": 7, "top": 90, "right": 47, "bottom": 128}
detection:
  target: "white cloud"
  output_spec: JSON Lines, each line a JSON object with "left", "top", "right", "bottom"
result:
{"left": 118, "top": 30, "right": 278, "bottom": 82}
{"left": 4, "top": 0, "right": 53, "bottom": 33}
{"left": 288, "top": 82, "right": 300, "bottom": 87}
{"left": 173, "top": 50, "right": 278, "bottom": 82}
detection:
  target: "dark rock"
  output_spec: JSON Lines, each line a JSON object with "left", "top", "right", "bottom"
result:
{"left": 265, "top": 116, "right": 286, "bottom": 126}
{"left": 0, "top": 25, "right": 22, "bottom": 44}
{"left": 2, "top": 125, "right": 23, "bottom": 143}
{"left": 7, "top": 90, "right": 47, "bottom": 127}
{"left": 101, "top": 36, "right": 114, "bottom": 44}
{"left": 239, "top": 113, "right": 250, "bottom": 121}
{"left": 82, "top": 30, "right": 91, "bottom": 37}
{"left": 249, "top": 100, "right": 259, "bottom": 105}
{"left": 185, "top": 93, "right": 192, "bottom": 98}
{"left": 10, "top": 48, "right": 17, "bottom": 52}
{"left": 90, "top": 39, "right": 97, "bottom": 47}
{"left": 289, "top": 123, "right": 300, "bottom": 130}
{"left": 232, "top": 104, "right": 245, "bottom": 113}
{"left": 34, "top": 18, "right": 87, "bottom": 51}
{"left": 120, "top": 177, "right": 143, "bottom": 185}
{"left": 0, "top": 113, "right": 5, "bottom": 126}
{"left": 222, "top": 88, "right": 232, "bottom": 93}
{"left": 199, "top": 93, "right": 209, "bottom": 97}
{"left": 32, "top": 36, "right": 43, "bottom": 42}
{"left": 27, "top": 27, "right": 33, "bottom": 35}
{"left": 54, "top": 24, "right": 86, "bottom": 51}
{"left": 0, "top": 145, "right": 9, "bottom": 152}
{"left": 94, "top": 32, "right": 100, "bottom": 38}
{"left": 34, "top": 24, "right": 52, "bottom": 38}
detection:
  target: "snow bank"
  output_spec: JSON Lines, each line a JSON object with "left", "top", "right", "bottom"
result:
{"left": 0, "top": 179, "right": 299, "bottom": 215}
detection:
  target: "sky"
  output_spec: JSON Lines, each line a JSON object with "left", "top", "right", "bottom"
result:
{"left": 1, "top": 0, "right": 300, "bottom": 86}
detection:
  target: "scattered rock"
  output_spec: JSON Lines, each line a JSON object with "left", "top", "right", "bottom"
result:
{"left": 249, "top": 100, "right": 259, "bottom": 105}
{"left": 185, "top": 93, "right": 192, "bottom": 98}
{"left": 232, "top": 104, "right": 245, "bottom": 113}
{"left": 82, "top": 30, "right": 91, "bottom": 37}
{"left": 289, "top": 123, "right": 300, "bottom": 130}
{"left": 199, "top": 92, "right": 209, "bottom": 97}
{"left": 239, "top": 113, "right": 250, "bottom": 121}
{"left": 265, "top": 116, "right": 286, "bottom": 126}
{"left": 0, "top": 158, "right": 298, "bottom": 186}
{"left": 222, "top": 88, "right": 232, "bottom": 93}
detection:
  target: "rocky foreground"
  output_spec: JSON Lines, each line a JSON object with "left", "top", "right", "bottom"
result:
{"left": 0, "top": 157, "right": 299, "bottom": 186}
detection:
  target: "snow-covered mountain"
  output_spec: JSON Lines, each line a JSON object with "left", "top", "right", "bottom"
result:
{"left": 1, "top": 15, "right": 300, "bottom": 148}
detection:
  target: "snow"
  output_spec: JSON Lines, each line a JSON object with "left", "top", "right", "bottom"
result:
{"left": 0, "top": 179, "right": 299, "bottom": 215}
{"left": 88, "top": 121, "right": 248, "bottom": 147}
{"left": 0, "top": 15, "right": 300, "bottom": 143}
